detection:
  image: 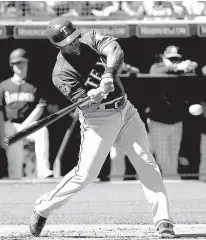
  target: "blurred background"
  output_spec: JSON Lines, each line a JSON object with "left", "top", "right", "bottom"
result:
{"left": 1, "top": 0, "right": 206, "bottom": 181}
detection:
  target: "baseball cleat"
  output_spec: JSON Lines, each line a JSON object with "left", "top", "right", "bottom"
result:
{"left": 29, "top": 210, "right": 47, "bottom": 237}
{"left": 157, "top": 222, "right": 175, "bottom": 238}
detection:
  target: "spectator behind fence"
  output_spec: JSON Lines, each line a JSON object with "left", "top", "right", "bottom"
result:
{"left": 0, "top": 48, "right": 53, "bottom": 179}
{"left": 119, "top": 1, "right": 144, "bottom": 19}
{"left": 182, "top": 0, "right": 206, "bottom": 19}
{"left": 121, "top": 1, "right": 185, "bottom": 19}
{"left": 148, "top": 45, "right": 198, "bottom": 178}
{"left": 0, "top": 1, "right": 23, "bottom": 18}
{"left": 141, "top": 1, "right": 174, "bottom": 20}
{"left": 44, "top": 1, "right": 80, "bottom": 17}
{"left": 89, "top": 1, "right": 120, "bottom": 17}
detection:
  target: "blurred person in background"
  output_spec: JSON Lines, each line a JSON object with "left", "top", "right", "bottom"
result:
{"left": 80, "top": 1, "right": 120, "bottom": 18}
{"left": 89, "top": 1, "right": 120, "bottom": 17}
{"left": 0, "top": 48, "right": 53, "bottom": 179}
{"left": 150, "top": 45, "right": 197, "bottom": 74}
{"left": 141, "top": 1, "right": 175, "bottom": 20}
{"left": 148, "top": 45, "right": 198, "bottom": 178}
{"left": 121, "top": 1, "right": 186, "bottom": 20}
{"left": 44, "top": 1, "right": 80, "bottom": 17}
{"left": 178, "top": 64, "right": 206, "bottom": 180}
{"left": 182, "top": 0, "right": 206, "bottom": 19}
{"left": 0, "top": 1, "right": 23, "bottom": 18}
{"left": 170, "top": 1, "right": 187, "bottom": 19}
{"left": 26, "top": 1, "right": 56, "bottom": 17}
{"left": 121, "top": 1, "right": 185, "bottom": 20}
{"left": 25, "top": 1, "right": 80, "bottom": 19}
{"left": 121, "top": 1, "right": 145, "bottom": 19}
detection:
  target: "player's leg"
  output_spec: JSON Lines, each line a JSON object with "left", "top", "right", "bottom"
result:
{"left": 115, "top": 101, "right": 174, "bottom": 236}
{"left": 4, "top": 122, "right": 24, "bottom": 178}
{"left": 27, "top": 126, "right": 53, "bottom": 178}
{"left": 32, "top": 109, "right": 122, "bottom": 218}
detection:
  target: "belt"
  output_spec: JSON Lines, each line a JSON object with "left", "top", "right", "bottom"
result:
{"left": 99, "top": 96, "right": 126, "bottom": 110}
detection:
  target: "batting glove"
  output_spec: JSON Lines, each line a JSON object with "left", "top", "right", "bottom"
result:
{"left": 100, "top": 73, "right": 115, "bottom": 94}
{"left": 87, "top": 88, "right": 107, "bottom": 103}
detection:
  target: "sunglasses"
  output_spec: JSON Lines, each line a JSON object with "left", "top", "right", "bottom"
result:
{"left": 167, "top": 57, "right": 181, "bottom": 62}
{"left": 12, "top": 61, "right": 27, "bottom": 65}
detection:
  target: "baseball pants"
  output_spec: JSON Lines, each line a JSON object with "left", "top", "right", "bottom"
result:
{"left": 34, "top": 99, "right": 173, "bottom": 226}
{"left": 4, "top": 121, "right": 52, "bottom": 179}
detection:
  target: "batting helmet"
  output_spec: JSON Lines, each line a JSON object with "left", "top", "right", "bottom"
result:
{"left": 46, "top": 17, "right": 81, "bottom": 47}
{"left": 9, "top": 48, "right": 29, "bottom": 65}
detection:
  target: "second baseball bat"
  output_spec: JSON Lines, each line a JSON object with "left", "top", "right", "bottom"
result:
{"left": 4, "top": 96, "right": 90, "bottom": 146}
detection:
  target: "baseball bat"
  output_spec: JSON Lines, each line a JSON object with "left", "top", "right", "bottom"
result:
{"left": 4, "top": 96, "right": 90, "bottom": 146}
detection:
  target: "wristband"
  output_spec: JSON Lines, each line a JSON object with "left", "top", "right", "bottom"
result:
{"left": 103, "top": 67, "right": 117, "bottom": 77}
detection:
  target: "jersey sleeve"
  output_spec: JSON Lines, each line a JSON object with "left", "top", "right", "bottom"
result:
{"left": 53, "top": 71, "right": 86, "bottom": 103}
{"left": 85, "top": 30, "right": 118, "bottom": 54}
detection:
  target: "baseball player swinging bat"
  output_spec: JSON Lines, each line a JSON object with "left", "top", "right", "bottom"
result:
{"left": 4, "top": 96, "right": 90, "bottom": 146}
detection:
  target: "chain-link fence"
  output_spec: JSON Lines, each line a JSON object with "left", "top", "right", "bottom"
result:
{"left": 0, "top": 1, "right": 206, "bottom": 21}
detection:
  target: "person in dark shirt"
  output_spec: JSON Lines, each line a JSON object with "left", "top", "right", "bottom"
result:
{"left": 148, "top": 45, "right": 198, "bottom": 178}
{"left": 29, "top": 17, "right": 175, "bottom": 238}
{"left": 0, "top": 48, "right": 53, "bottom": 179}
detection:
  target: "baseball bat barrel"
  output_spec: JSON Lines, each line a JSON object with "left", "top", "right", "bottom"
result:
{"left": 4, "top": 96, "right": 90, "bottom": 146}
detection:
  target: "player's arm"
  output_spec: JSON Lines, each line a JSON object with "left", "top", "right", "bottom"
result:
{"left": 97, "top": 37, "right": 124, "bottom": 94}
{"left": 101, "top": 40, "right": 124, "bottom": 76}
{"left": 149, "top": 63, "right": 172, "bottom": 74}
{"left": 18, "top": 86, "right": 48, "bottom": 131}
{"left": 85, "top": 31, "right": 124, "bottom": 94}
{"left": 18, "top": 101, "right": 46, "bottom": 131}
{"left": 53, "top": 73, "right": 102, "bottom": 112}
{"left": 89, "top": 31, "right": 124, "bottom": 76}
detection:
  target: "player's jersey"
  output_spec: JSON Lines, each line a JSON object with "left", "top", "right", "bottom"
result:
{"left": 52, "top": 30, "right": 125, "bottom": 103}
{"left": 0, "top": 78, "right": 42, "bottom": 123}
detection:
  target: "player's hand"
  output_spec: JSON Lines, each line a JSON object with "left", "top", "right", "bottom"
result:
{"left": 100, "top": 73, "right": 115, "bottom": 94}
{"left": 174, "top": 60, "right": 187, "bottom": 72}
{"left": 174, "top": 60, "right": 197, "bottom": 73}
{"left": 87, "top": 88, "right": 107, "bottom": 103}
{"left": 185, "top": 60, "right": 198, "bottom": 72}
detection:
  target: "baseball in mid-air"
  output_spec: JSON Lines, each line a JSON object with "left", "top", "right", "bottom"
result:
{"left": 189, "top": 104, "right": 203, "bottom": 116}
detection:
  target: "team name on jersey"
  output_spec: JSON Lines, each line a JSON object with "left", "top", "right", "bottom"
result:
{"left": 4, "top": 91, "right": 35, "bottom": 105}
